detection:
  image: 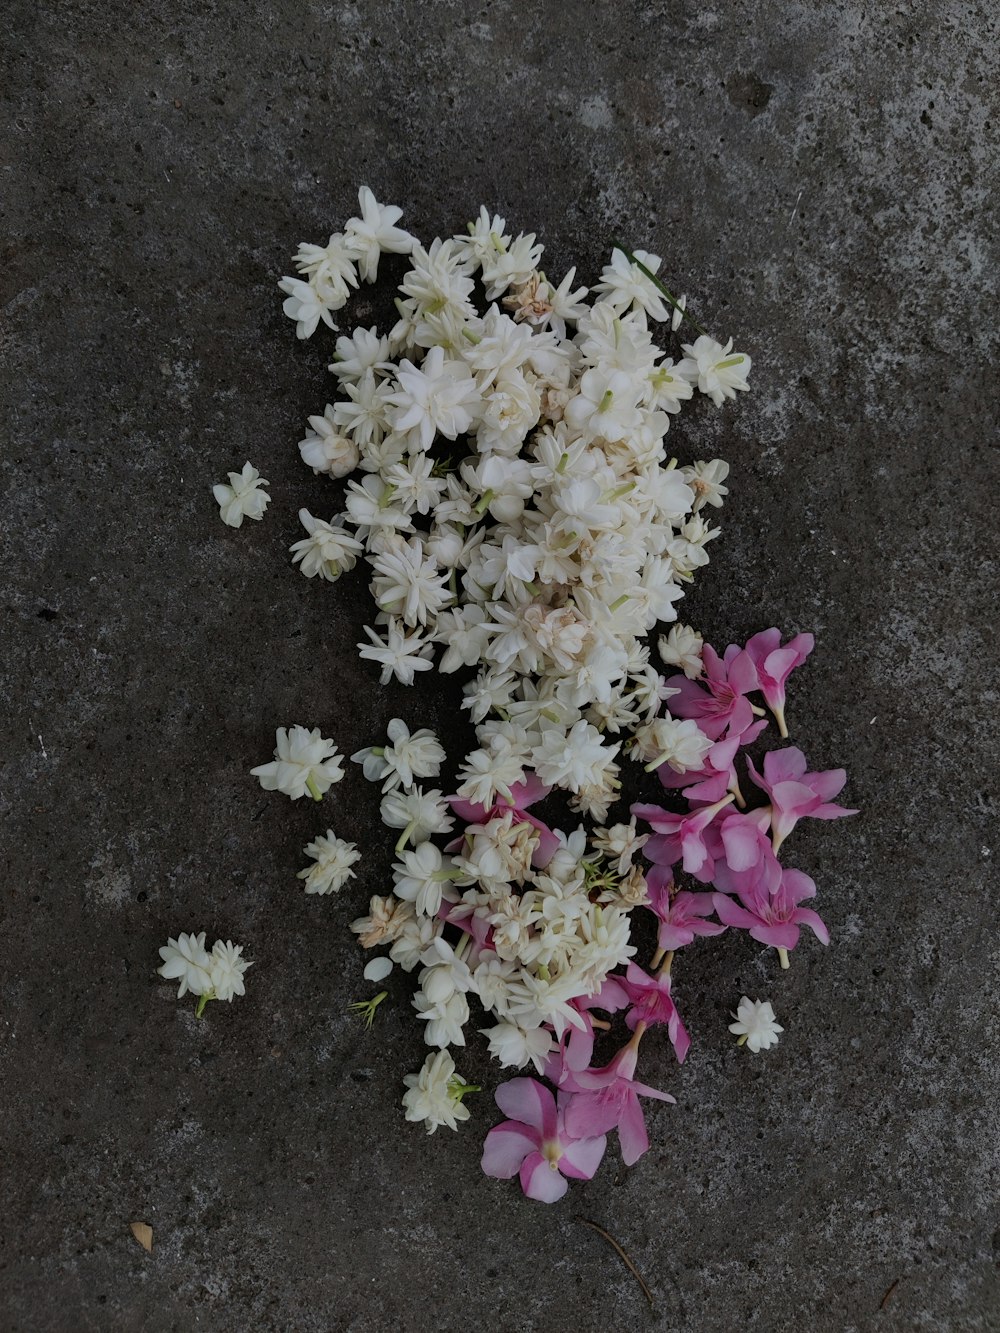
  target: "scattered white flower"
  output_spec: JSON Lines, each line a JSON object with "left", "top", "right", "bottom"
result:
{"left": 729, "top": 997, "right": 783, "bottom": 1052}
{"left": 213, "top": 462, "right": 270, "bottom": 528}
{"left": 209, "top": 940, "right": 253, "bottom": 1002}
{"left": 298, "top": 830, "right": 361, "bottom": 895}
{"left": 658, "top": 623, "right": 704, "bottom": 678}
{"left": 682, "top": 459, "right": 730, "bottom": 512}
{"left": 251, "top": 726, "right": 345, "bottom": 800}
{"left": 291, "top": 510, "right": 364, "bottom": 581}
{"left": 344, "top": 186, "right": 417, "bottom": 283}
{"left": 157, "top": 931, "right": 212, "bottom": 998}
{"left": 158, "top": 933, "right": 252, "bottom": 1011}
{"left": 677, "top": 336, "right": 752, "bottom": 406}
{"left": 402, "top": 1050, "right": 474, "bottom": 1134}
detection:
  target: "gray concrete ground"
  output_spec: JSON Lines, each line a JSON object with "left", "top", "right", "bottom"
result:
{"left": 3, "top": 2, "right": 999, "bottom": 1329}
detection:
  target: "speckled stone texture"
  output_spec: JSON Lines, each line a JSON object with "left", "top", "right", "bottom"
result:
{"left": 2, "top": 1, "right": 998, "bottom": 1329}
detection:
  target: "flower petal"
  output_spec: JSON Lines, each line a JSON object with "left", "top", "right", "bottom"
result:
{"left": 481, "top": 1122, "right": 537, "bottom": 1179}
{"left": 495, "top": 1078, "right": 557, "bottom": 1138}
{"left": 558, "top": 1133, "right": 607, "bottom": 1181}
{"left": 520, "top": 1152, "right": 568, "bottom": 1203}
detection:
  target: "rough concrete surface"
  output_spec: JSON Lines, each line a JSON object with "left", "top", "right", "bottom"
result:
{"left": 2, "top": 1, "right": 999, "bottom": 1329}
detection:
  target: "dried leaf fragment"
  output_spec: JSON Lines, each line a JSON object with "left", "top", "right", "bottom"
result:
{"left": 130, "top": 1221, "right": 153, "bottom": 1253}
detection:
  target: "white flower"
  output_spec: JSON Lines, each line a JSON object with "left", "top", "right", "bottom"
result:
{"left": 413, "top": 988, "right": 469, "bottom": 1048}
{"left": 393, "top": 841, "right": 454, "bottom": 918}
{"left": 592, "top": 819, "right": 649, "bottom": 876}
{"left": 344, "top": 186, "right": 416, "bottom": 283}
{"left": 251, "top": 725, "right": 345, "bottom": 800}
{"left": 213, "top": 462, "right": 270, "bottom": 528}
{"left": 594, "top": 247, "right": 672, "bottom": 322}
{"left": 479, "top": 231, "right": 544, "bottom": 300}
{"left": 370, "top": 536, "right": 452, "bottom": 627}
{"left": 298, "top": 406, "right": 361, "bottom": 476}
{"left": 563, "top": 367, "right": 643, "bottom": 443}
{"left": 278, "top": 275, "right": 343, "bottom": 339}
{"left": 682, "top": 459, "right": 730, "bottom": 512}
{"left": 380, "top": 785, "right": 454, "bottom": 847}
{"left": 480, "top": 1021, "right": 554, "bottom": 1073}
{"left": 402, "top": 1050, "right": 472, "bottom": 1133}
{"left": 158, "top": 931, "right": 212, "bottom": 998}
{"left": 291, "top": 510, "right": 364, "bottom": 581}
{"left": 298, "top": 830, "right": 361, "bottom": 895}
{"left": 677, "top": 336, "right": 752, "bottom": 406}
{"left": 388, "top": 346, "right": 482, "bottom": 450}
{"left": 329, "top": 325, "right": 393, "bottom": 381}
{"left": 632, "top": 716, "right": 711, "bottom": 773}
{"left": 658, "top": 623, "right": 704, "bottom": 678}
{"left": 729, "top": 997, "right": 783, "bottom": 1052}
{"left": 351, "top": 895, "right": 414, "bottom": 949}
{"left": 352, "top": 717, "right": 445, "bottom": 791}
{"left": 209, "top": 940, "right": 253, "bottom": 1002}
{"left": 530, "top": 720, "right": 620, "bottom": 794}
{"left": 357, "top": 618, "right": 434, "bottom": 686}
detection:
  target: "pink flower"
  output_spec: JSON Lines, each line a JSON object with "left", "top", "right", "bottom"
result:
{"left": 746, "top": 747, "right": 857, "bottom": 851}
{"left": 562, "top": 1041, "right": 675, "bottom": 1166}
{"left": 744, "top": 629, "right": 814, "bottom": 738}
{"left": 710, "top": 810, "right": 782, "bottom": 896}
{"left": 449, "top": 772, "right": 559, "bottom": 867}
{"left": 621, "top": 963, "right": 690, "bottom": 1062}
{"left": 712, "top": 867, "right": 829, "bottom": 954}
{"left": 646, "top": 870, "right": 726, "bottom": 952}
{"left": 665, "top": 644, "right": 759, "bottom": 740}
{"left": 481, "top": 1078, "right": 607, "bottom": 1203}
{"left": 632, "top": 793, "right": 734, "bottom": 882}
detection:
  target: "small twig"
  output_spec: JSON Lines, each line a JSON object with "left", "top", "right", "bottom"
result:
{"left": 609, "top": 238, "right": 710, "bottom": 338}
{"left": 576, "top": 1216, "right": 654, "bottom": 1309}
{"left": 879, "top": 1277, "right": 901, "bottom": 1310}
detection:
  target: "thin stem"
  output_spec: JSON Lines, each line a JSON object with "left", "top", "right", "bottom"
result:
{"left": 777, "top": 947, "right": 790, "bottom": 970}
{"left": 194, "top": 993, "right": 210, "bottom": 1019}
{"left": 657, "top": 951, "right": 674, "bottom": 978}
{"left": 305, "top": 774, "right": 323, "bottom": 802}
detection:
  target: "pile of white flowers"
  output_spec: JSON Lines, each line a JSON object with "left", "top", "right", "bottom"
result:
{"left": 277, "top": 188, "right": 748, "bottom": 826}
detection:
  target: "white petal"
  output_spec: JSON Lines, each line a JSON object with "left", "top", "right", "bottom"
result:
{"left": 363, "top": 957, "right": 394, "bottom": 983}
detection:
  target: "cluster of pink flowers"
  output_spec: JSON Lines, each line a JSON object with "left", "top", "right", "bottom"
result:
{"left": 479, "top": 628, "right": 855, "bottom": 1201}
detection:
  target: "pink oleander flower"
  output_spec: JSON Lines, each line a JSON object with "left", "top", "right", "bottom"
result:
{"left": 481, "top": 1078, "right": 607, "bottom": 1203}
{"left": 632, "top": 793, "right": 734, "bottom": 882}
{"left": 621, "top": 962, "right": 690, "bottom": 1062}
{"left": 449, "top": 772, "right": 559, "bottom": 867}
{"left": 646, "top": 870, "right": 726, "bottom": 952}
{"left": 746, "top": 747, "right": 857, "bottom": 852}
{"left": 562, "top": 1040, "right": 675, "bottom": 1166}
{"left": 665, "top": 644, "right": 759, "bottom": 741}
{"left": 743, "top": 629, "right": 814, "bottom": 738}
{"left": 712, "top": 867, "right": 829, "bottom": 955}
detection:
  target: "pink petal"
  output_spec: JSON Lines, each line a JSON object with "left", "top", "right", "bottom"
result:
{"left": 712, "top": 893, "right": 762, "bottom": 930}
{"left": 558, "top": 1133, "right": 608, "bottom": 1180}
{"left": 510, "top": 773, "right": 551, "bottom": 808}
{"left": 721, "top": 817, "right": 764, "bottom": 872}
{"left": 762, "top": 747, "right": 807, "bottom": 784}
{"left": 495, "top": 1078, "right": 557, "bottom": 1138}
{"left": 481, "top": 1122, "right": 537, "bottom": 1178}
{"left": 749, "top": 921, "right": 800, "bottom": 949}
{"left": 794, "top": 907, "right": 830, "bottom": 945}
{"left": 631, "top": 803, "right": 681, "bottom": 834}
{"left": 727, "top": 649, "right": 759, "bottom": 696}
{"left": 616, "top": 1093, "right": 650, "bottom": 1166}
{"left": 520, "top": 1152, "right": 568, "bottom": 1203}
{"left": 563, "top": 1089, "right": 621, "bottom": 1139}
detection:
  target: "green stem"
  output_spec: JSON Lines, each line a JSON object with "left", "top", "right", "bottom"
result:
{"left": 195, "top": 993, "right": 211, "bottom": 1019}
{"left": 305, "top": 774, "right": 323, "bottom": 802}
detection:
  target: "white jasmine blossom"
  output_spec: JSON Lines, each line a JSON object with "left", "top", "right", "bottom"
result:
{"left": 658, "top": 623, "right": 704, "bottom": 678}
{"left": 158, "top": 931, "right": 212, "bottom": 998}
{"left": 251, "top": 725, "right": 345, "bottom": 800}
{"left": 208, "top": 940, "right": 252, "bottom": 1003}
{"left": 402, "top": 1050, "right": 476, "bottom": 1133}
{"left": 213, "top": 463, "right": 270, "bottom": 528}
{"left": 298, "top": 830, "right": 361, "bottom": 895}
{"left": 682, "top": 459, "right": 730, "bottom": 512}
{"left": 298, "top": 406, "right": 361, "bottom": 476}
{"left": 344, "top": 186, "right": 416, "bottom": 283}
{"left": 291, "top": 510, "right": 364, "bottom": 581}
{"left": 677, "top": 336, "right": 752, "bottom": 406}
{"left": 729, "top": 997, "right": 783, "bottom": 1052}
